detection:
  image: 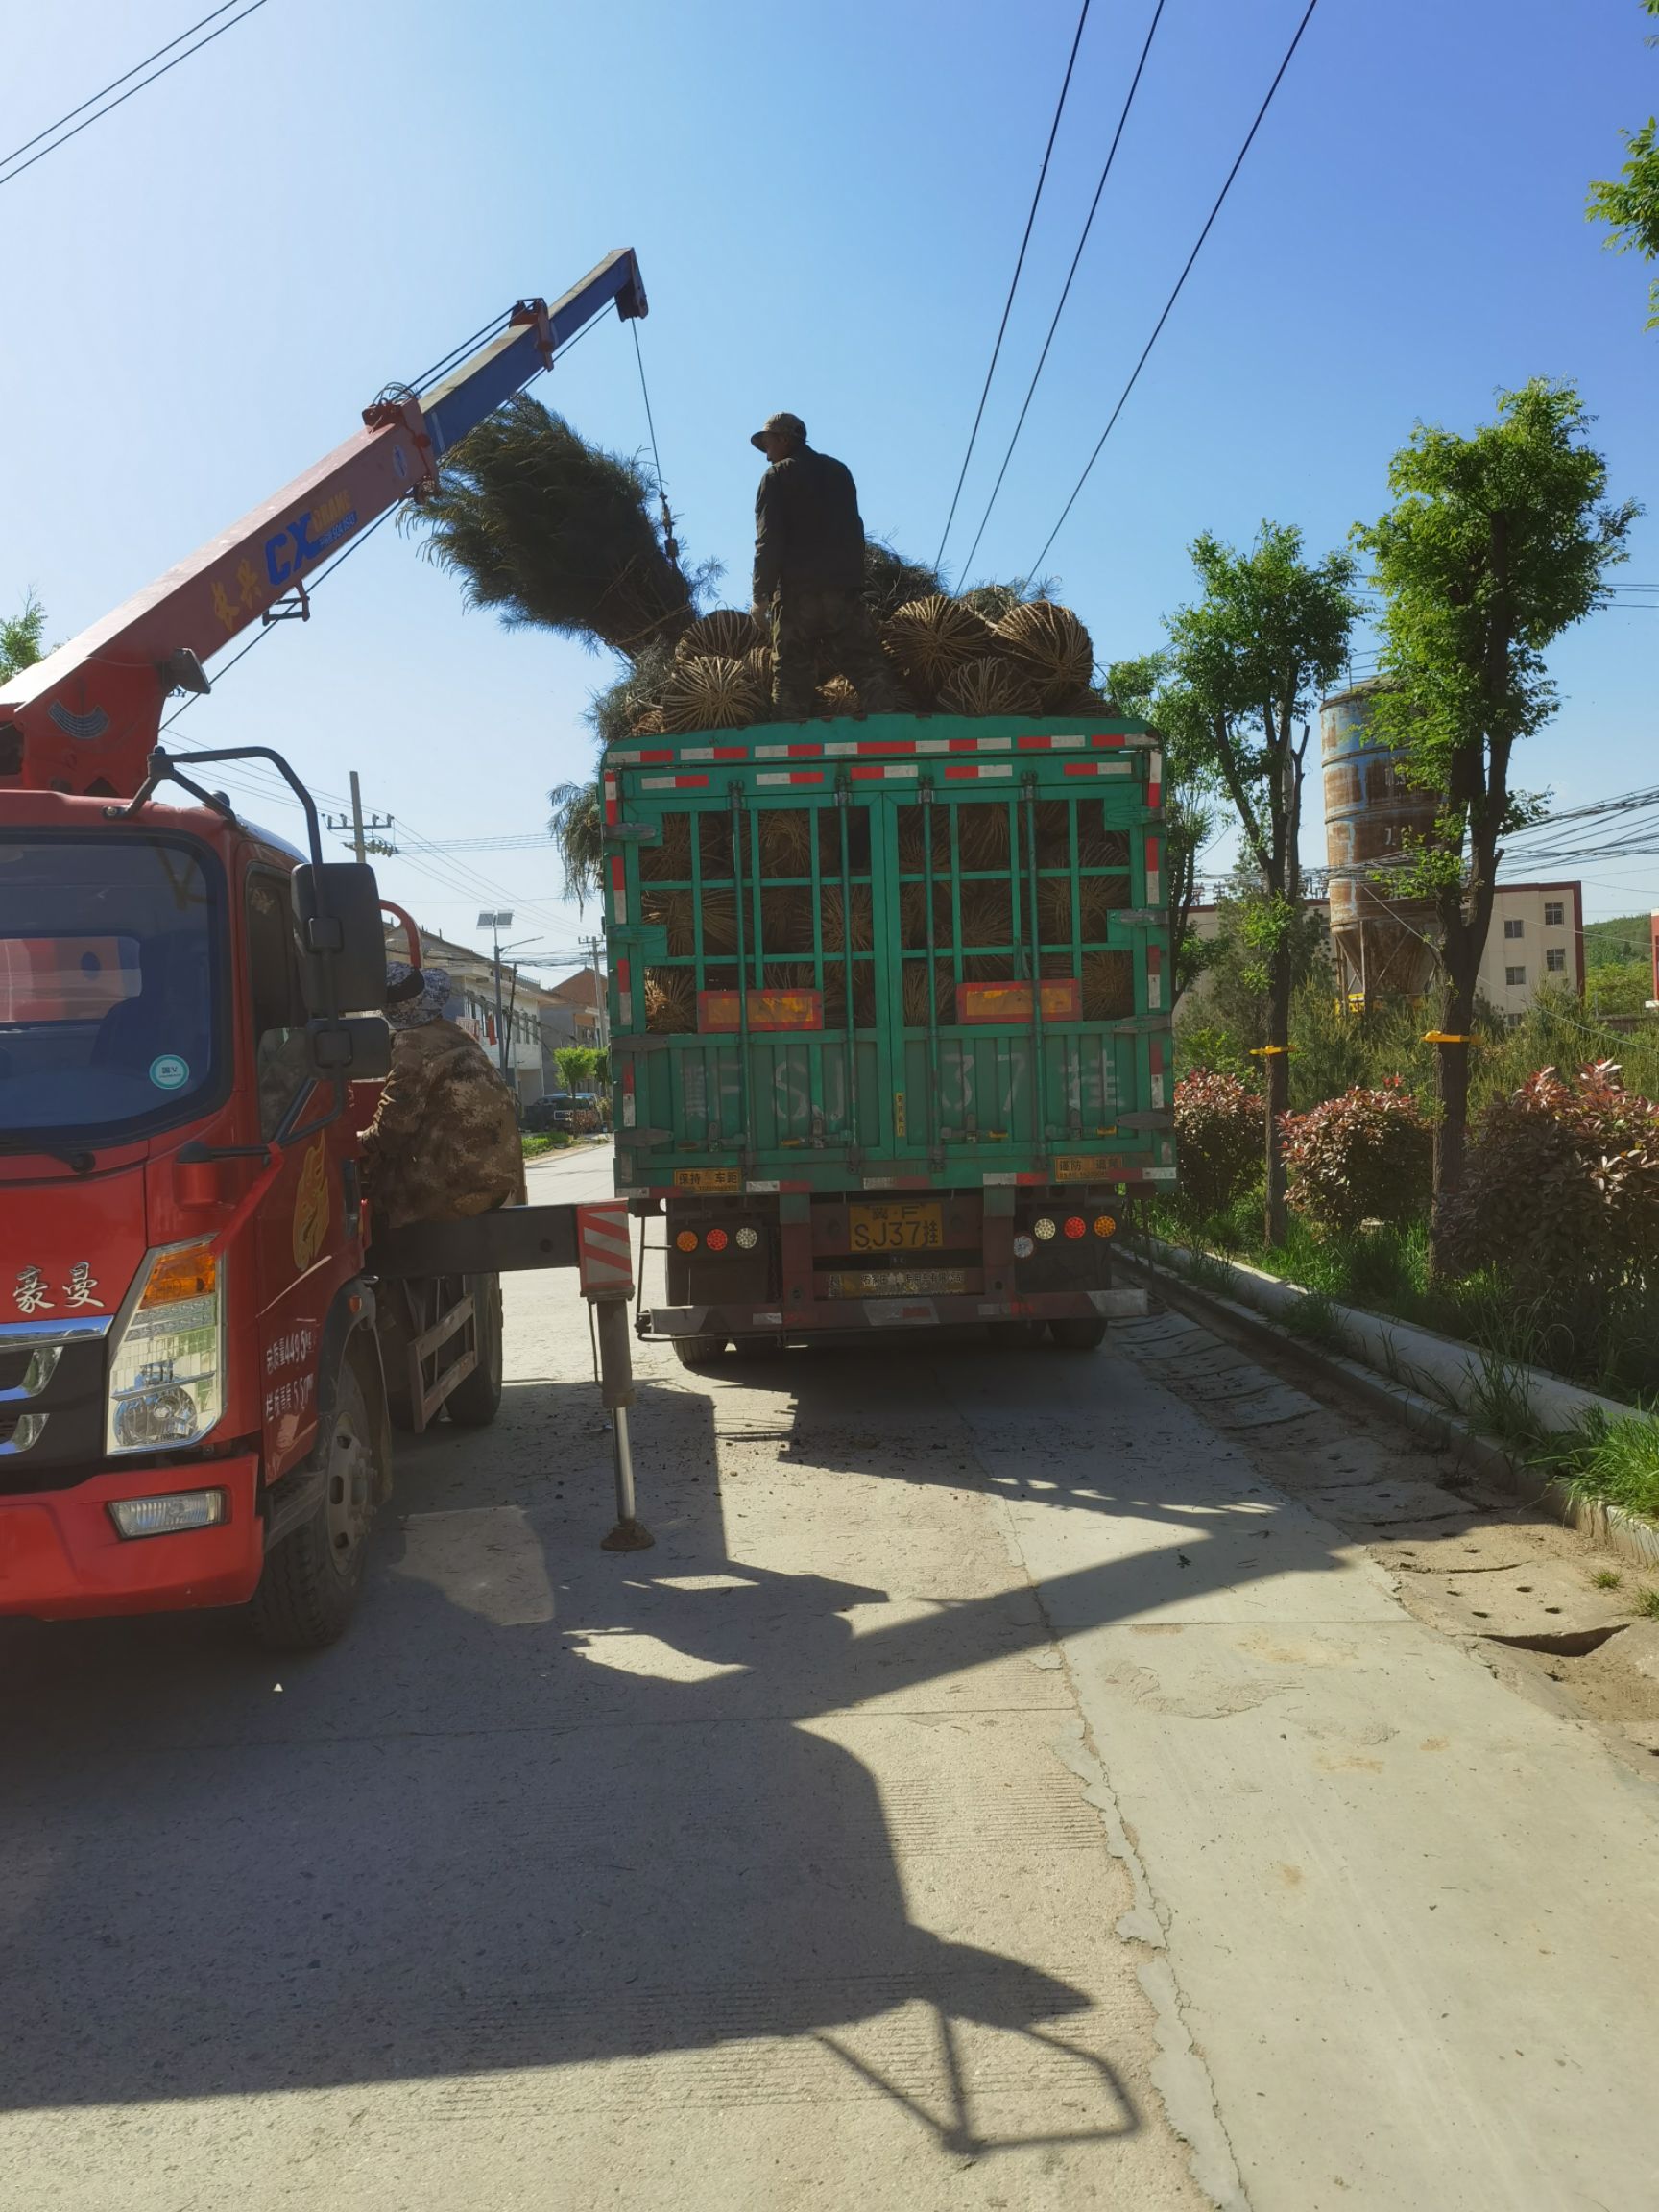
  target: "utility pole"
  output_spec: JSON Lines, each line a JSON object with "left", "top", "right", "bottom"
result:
{"left": 584, "top": 934, "right": 610, "bottom": 1053}
{"left": 478, "top": 910, "right": 514, "bottom": 1082}
{"left": 325, "top": 771, "right": 397, "bottom": 861}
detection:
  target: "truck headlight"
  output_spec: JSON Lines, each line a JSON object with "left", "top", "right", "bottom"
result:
{"left": 107, "top": 1240, "right": 224, "bottom": 1455}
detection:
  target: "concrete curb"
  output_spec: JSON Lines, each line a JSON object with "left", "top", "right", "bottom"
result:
{"left": 1119, "top": 1244, "right": 1659, "bottom": 1577}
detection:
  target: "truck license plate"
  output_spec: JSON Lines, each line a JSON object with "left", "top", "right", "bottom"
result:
{"left": 674, "top": 1168, "right": 740, "bottom": 1192}
{"left": 848, "top": 1200, "right": 943, "bottom": 1252}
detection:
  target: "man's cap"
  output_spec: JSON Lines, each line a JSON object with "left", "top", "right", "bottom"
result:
{"left": 751, "top": 411, "right": 806, "bottom": 452}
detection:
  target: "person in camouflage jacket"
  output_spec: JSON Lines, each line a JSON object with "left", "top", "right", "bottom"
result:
{"left": 360, "top": 965, "right": 526, "bottom": 1233}
{"left": 750, "top": 411, "right": 898, "bottom": 720}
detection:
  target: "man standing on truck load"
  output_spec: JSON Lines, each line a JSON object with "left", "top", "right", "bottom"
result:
{"left": 360, "top": 964, "right": 526, "bottom": 1231}
{"left": 751, "top": 411, "right": 899, "bottom": 720}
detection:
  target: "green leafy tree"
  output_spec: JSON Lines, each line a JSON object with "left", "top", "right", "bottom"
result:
{"left": 1, "top": 592, "right": 46, "bottom": 682}
{"left": 1165, "top": 525, "right": 1359, "bottom": 1243}
{"left": 1354, "top": 380, "right": 1639, "bottom": 1262}
{"left": 1105, "top": 651, "right": 1217, "bottom": 1008}
{"left": 1587, "top": 1, "right": 1659, "bottom": 328}
{"left": 554, "top": 1045, "right": 597, "bottom": 1093}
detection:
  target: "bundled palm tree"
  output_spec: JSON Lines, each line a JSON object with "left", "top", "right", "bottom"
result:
{"left": 415, "top": 394, "right": 704, "bottom": 660}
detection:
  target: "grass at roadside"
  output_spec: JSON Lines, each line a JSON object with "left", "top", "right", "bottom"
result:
{"left": 1151, "top": 1196, "right": 1659, "bottom": 1407}
{"left": 522, "top": 1132, "right": 574, "bottom": 1158}
{"left": 1534, "top": 1410, "right": 1659, "bottom": 1524}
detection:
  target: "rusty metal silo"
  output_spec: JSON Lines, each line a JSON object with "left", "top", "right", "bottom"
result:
{"left": 1320, "top": 680, "right": 1440, "bottom": 1005}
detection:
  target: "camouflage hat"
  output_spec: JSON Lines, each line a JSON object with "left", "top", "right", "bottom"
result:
{"left": 751, "top": 411, "right": 806, "bottom": 452}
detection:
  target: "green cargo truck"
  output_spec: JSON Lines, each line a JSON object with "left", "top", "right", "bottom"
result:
{"left": 603, "top": 710, "right": 1174, "bottom": 1362}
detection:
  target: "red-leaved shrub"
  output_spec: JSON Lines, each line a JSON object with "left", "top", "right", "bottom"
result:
{"left": 1173, "top": 1070, "right": 1262, "bottom": 1217}
{"left": 1279, "top": 1079, "right": 1432, "bottom": 1234}
{"left": 1436, "top": 1062, "right": 1659, "bottom": 1305}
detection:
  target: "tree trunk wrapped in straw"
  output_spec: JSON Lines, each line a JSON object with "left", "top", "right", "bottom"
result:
{"left": 1081, "top": 950, "right": 1134, "bottom": 1022}
{"left": 994, "top": 601, "right": 1094, "bottom": 698}
{"left": 631, "top": 707, "right": 667, "bottom": 735}
{"left": 641, "top": 885, "right": 740, "bottom": 955}
{"left": 675, "top": 609, "right": 768, "bottom": 663}
{"left": 638, "top": 809, "right": 693, "bottom": 882}
{"left": 881, "top": 596, "right": 996, "bottom": 692}
{"left": 743, "top": 646, "right": 774, "bottom": 694}
{"left": 937, "top": 656, "right": 1042, "bottom": 718}
{"left": 660, "top": 654, "right": 770, "bottom": 733}
{"left": 644, "top": 968, "right": 696, "bottom": 1033}
{"left": 817, "top": 675, "right": 860, "bottom": 717}
{"left": 819, "top": 883, "right": 873, "bottom": 954}
{"left": 1077, "top": 871, "right": 1132, "bottom": 938}
{"left": 954, "top": 801, "right": 1012, "bottom": 869}
{"left": 757, "top": 809, "right": 813, "bottom": 878}
{"left": 759, "top": 885, "right": 813, "bottom": 956}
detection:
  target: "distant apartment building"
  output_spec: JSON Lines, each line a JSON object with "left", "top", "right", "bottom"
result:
{"left": 381, "top": 924, "right": 562, "bottom": 1106}
{"left": 1184, "top": 880, "right": 1585, "bottom": 1016}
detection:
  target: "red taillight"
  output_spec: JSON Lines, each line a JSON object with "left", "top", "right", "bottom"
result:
{"left": 705, "top": 1227, "right": 729, "bottom": 1253}
{"left": 1063, "top": 1215, "right": 1087, "bottom": 1239}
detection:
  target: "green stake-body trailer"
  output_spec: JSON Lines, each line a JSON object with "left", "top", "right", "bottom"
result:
{"left": 604, "top": 711, "right": 1174, "bottom": 1360}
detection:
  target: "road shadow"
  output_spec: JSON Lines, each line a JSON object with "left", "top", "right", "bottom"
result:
{"left": 0, "top": 1356, "right": 1217, "bottom": 2161}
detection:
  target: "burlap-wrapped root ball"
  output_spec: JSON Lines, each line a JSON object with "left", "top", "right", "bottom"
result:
{"left": 660, "top": 654, "right": 770, "bottom": 733}
{"left": 881, "top": 596, "right": 996, "bottom": 693}
{"left": 675, "top": 610, "right": 768, "bottom": 663}
{"left": 937, "top": 657, "right": 1043, "bottom": 718}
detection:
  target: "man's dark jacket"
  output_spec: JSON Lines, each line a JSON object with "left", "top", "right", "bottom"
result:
{"left": 753, "top": 446, "right": 866, "bottom": 603}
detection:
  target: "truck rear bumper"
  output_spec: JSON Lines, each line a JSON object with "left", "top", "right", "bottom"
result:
{"left": 0, "top": 1454, "right": 264, "bottom": 1621}
{"left": 645, "top": 1286, "right": 1147, "bottom": 1338}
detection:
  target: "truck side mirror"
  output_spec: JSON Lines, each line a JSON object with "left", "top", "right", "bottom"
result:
{"left": 303, "top": 1015, "right": 391, "bottom": 1083}
{"left": 292, "top": 862, "right": 386, "bottom": 1015}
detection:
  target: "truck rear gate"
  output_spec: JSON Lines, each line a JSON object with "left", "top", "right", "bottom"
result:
{"left": 604, "top": 714, "right": 1171, "bottom": 1346}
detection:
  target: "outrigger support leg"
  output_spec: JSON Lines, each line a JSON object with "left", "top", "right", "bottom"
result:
{"left": 594, "top": 1294, "right": 653, "bottom": 1552}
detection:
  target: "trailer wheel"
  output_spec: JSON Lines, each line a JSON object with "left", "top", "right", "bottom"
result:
{"left": 445, "top": 1275, "right": 504, "bottom": 1427}
{"left": 673, "top": 1334, "right": 728, "bottom": 1370}
{"left": 250, "top": 1355, "right": 384, "bottom": 1650}
{"left": 987, "top": 1320, "right": 1044, "bottom": 1347}
{"left": 1048, "top": 1316, "right": 1108, "bottom": 1351}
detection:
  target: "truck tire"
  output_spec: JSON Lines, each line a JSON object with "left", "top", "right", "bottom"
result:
{"left": 988, "top": 1320, "right": 1044, "bottom": 1347}
{"left": 250, "top": 1355, "right": 384, "bottom": 1650}
{"left": 1048, "top": 1316, "right": 1108, "bottom": 1351}
{"left": 674, "top": 1334, "right": 728, "bottom": 1370}
{"left": 445, "top": 1275, "right": 504, "bottom": 1427}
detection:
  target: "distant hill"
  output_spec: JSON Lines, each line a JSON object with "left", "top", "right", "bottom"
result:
{"left": 1583, "top": 913, "right": 1653, "bottom": 969}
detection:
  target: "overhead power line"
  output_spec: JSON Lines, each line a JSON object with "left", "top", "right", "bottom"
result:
{"left": 1028, "top": 0, "right": 1323, "bottom": 575}
{"left": 934, "top": 0, "right": 1093, "bottom": 572}
{"left": 0, "top": 1, "right": 275, "bottom": 192}
{"left": 957, "top": 0, "right": 1168, "bottom": 583}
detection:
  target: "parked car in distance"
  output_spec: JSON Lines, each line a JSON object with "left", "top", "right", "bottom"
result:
{"left": 523, "top": 1093, "right": 597, "bottom": 1134}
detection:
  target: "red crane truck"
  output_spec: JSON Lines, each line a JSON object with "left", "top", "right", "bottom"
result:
{"left": 0, "top": 252, "right": 649, "bottom": 1645}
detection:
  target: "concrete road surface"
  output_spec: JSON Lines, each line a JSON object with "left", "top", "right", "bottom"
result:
{"left": 2, "top": 1140, "right": 1655, "bottom": 2211}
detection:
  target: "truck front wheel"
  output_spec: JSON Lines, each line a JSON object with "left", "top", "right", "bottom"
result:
{"left": 250, "top": 1356, "right": 384, "bottom": 1649}
{"left": 1048, "top": 1316, "right": 1108, "bottom": 1351}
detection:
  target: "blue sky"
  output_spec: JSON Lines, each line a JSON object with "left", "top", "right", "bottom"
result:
{"left": 7, "top": 0, "right": 1656, "bottom": 956}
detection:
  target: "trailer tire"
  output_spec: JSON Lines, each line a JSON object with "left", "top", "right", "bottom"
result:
{"left": 445, "top": 1275, "right": 504, "bottom": 1427}
{"left": 249, "top": 1355, "right": 384, "bottom": 1650}
{"left": 987, "top": 1320, "right": 1044, "bottom": 1347}
{"left": 1048, "top": 1316, "right": 1108, "bottom": 1351}
{"left": 674, "top": 1334, "right": 728, "bottom": 1370}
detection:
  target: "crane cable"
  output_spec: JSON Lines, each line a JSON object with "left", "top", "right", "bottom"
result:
{"left": 956, "top": 0, "right": 1168, "bottom": 585}
{"left": 0, "top": 1, "right": 274, "bottom": 192}
{"left": 934, "top": 0, "right": 1093, "bottom": 573}
{"left": 632, "top": 322, "right": 683, "bottom": 578}
{"left": 1028, "top": 0, "right": 1323, "bottom": 576}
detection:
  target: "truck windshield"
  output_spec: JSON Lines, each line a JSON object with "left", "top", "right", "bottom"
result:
{"left": 0, "top": 833, "right": 223, "bottom": 1145}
